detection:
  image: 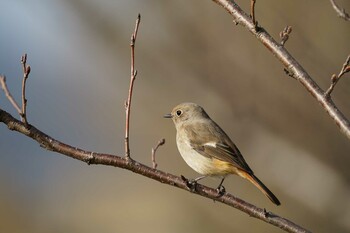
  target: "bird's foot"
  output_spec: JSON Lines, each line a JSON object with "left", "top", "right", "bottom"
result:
{"left": 181, "top": 175, "right": 197, "bottom": 192}
{"left": 216, "top": 185, "right": 226, "bottom": 197}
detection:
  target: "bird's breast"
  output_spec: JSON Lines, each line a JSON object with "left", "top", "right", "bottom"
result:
{"left": 176, "top": 132, "right": 232, "bottom": 176}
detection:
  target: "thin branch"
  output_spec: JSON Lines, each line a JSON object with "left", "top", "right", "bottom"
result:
{"left": 20, "top": 54, "right": 30, "bottom": 125}
{"left": 211, "top": 0, "right": 350, "bottom": 141}
{"left": 125, "top": 14, "right": 141, "bottom": 159}
{"left": 280, "top": 26, "right": 292, "bottom": 46}
{"left": 0, "top": 75, "right": 22, "bottom": 114}
{"left": 329, "top": 0, "right": 350, "bottom": 21}
{"left": 250, "top": 0, "right": 257, "bottom": 26}
{"left": 151, "top": 138, "right": 165, "bottom": 169}
{"left": 0, "top": 108, "right": 310, "bottom": 233}
{"left": 325, "top": 55, "right": 350, "bottom": 98}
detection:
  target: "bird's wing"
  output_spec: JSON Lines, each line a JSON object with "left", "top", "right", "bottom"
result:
{"left": 185, "top": 121, "right": 253, "bottom": 173}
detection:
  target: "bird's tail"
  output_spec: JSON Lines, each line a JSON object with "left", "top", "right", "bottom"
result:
{"left": 240, "top": 171, "right": 281, "bottom": 206}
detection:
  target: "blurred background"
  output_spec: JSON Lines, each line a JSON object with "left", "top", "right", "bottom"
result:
{"left": 1, "top": 0, "right": 350, "bottom": 232}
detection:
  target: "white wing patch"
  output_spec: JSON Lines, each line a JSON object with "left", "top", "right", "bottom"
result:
{"left": 204, "top": 142, "right": 217, "bottom": 148}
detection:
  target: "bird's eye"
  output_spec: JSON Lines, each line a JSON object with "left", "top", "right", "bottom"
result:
{"left": 176, "top": 110, "right": 182, "bottom": 116}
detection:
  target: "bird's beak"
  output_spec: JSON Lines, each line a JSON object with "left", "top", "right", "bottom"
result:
{"left": 163, "top": 113, "right": 172, "bottom": 118}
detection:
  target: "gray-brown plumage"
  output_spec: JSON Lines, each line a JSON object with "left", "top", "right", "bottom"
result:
{"left": 165, "top": 102, "right": 280, "bottom": 206}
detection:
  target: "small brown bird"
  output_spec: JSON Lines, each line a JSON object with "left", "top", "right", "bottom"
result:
{"left": 164, "top": 103, "right": 280, "bottom": 205}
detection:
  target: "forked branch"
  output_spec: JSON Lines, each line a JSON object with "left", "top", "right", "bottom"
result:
{"left": 0, "top": 54, "right": 31, "bottom": 125}
{"left": 212, "top": 0, "right": 350, "bottom": 140}
{"left": 0, "top": 75, "right": 21, "bottom": 114}
{"left": 325, "top": 55, "right": 350, "bottom": 98}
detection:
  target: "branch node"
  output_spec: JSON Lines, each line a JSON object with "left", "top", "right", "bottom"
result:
{"left": 283, "top": 68, "right": 297, "bottom": 80}
{"left": 131, "top": 35, "right": 136, "bottom": 46}
{"left": 324, "top": 55, "right": 350, "bottom": 98}
{"left": 151, "top": 138, "right": 165, "bottom": 169}
{"left": 263, "top": 208, "right": 273, "bottom": 218}
{"left": 86, "top": 152, "right": 95, "bottom": 165}
{"left": 26, "top": 65, "right": 31, "bottom": 75}
{"left": 280, "top": 26, "right": 292, "bottom": 46}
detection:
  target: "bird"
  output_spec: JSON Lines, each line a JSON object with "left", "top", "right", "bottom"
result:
{"left": 164, "top": 102, "right": 280, "bottom": 206}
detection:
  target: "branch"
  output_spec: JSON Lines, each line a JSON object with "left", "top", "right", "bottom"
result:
{"left": 329, "top": 0, "right": 350, "bottom": 21}
{"left": 0, "top": 54, "right": 31, "bottom": 124}
{"left": 0, "top": 75, "right": 22, "bottom": 114}
{"left": 325, "top": 55, "right": 350, "bottom": 98}
{"left": 250, "top": 0, "right": 257, "bottom": 26}
{"left": 20, "top": 54, "right": 30, "bottom": 126}
{"left": 151, "top": 138, "right": 165, "bottom": 169}
{"left": 0, "top": 108, "right": 309, "bottom": 233}
{"left": 124, "top": 14, "right": 141, "bottom": 159}
{"left": 211, "top": 0, "right": 350, "bottom": 141}
{"left": 280, "top": 26, "right": 292, "bottom": 46}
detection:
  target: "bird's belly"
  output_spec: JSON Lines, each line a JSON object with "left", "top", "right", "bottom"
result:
{"left": 176, "top": 136, "right": 231, "bottom": 176}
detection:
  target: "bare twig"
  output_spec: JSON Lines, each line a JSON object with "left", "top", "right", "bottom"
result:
{"left": 325, "top": 55, "right": 350, "bottom": 98}
{"left": 0, "top": 108, "right": 310, "bottom": 233}
{"left": 125, "top": 14, "right": 141, "bottom": 159}
{"left": 0, "top": 54, "right": 31, "bottom": 124}
{"left": 151, "top": 138, "right": 165, "bottom": 169}
{"left": 329, "top": 0, "right": 350, "bottom": 21}
{"left": 20, "top": 54, "right": 30, "bottom": 125}
{"left": 280, "top": 26, "right": 292, "bottom": 46}
{"left": 212, "top": 0, "right": 350, "bottom": 141}
{"left": 250, "top": 0, "right": 257, "bottom": 26}
{"left": 0, "top": 76, "right": 22, "bottom": 114}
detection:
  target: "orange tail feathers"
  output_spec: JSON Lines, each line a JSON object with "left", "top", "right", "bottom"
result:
{"left": 239, "top": 171, "right": 281, "bottom": 206}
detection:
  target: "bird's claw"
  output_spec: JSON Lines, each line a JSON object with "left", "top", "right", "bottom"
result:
{"left": 181, "top": 175, "right": 197, "bottom": 192}
{"left": 216, "top": 185, "right": 226, "bottom": 197}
